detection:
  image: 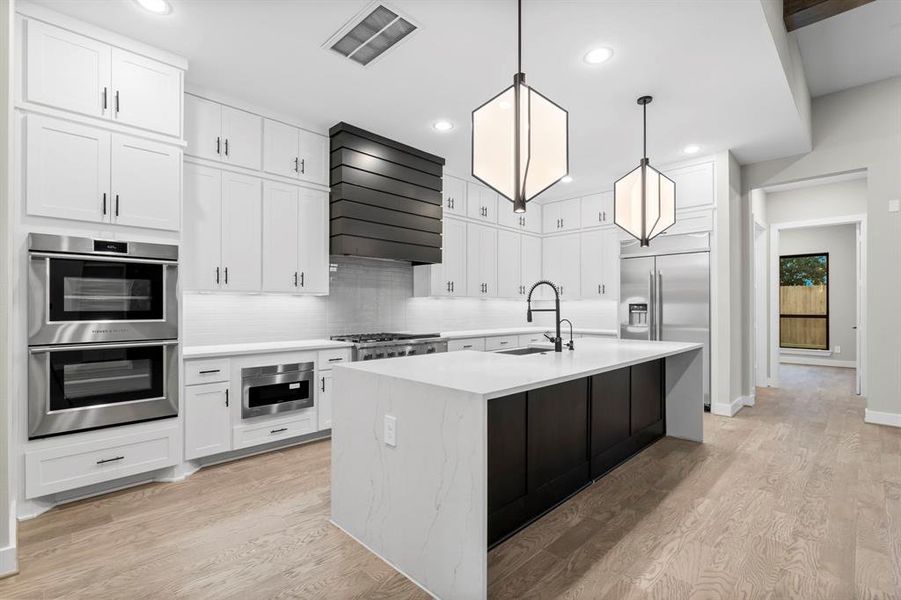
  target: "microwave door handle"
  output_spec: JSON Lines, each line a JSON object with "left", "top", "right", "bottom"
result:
{"left": 29, "top": 340, "right": 178, "bottom": 354}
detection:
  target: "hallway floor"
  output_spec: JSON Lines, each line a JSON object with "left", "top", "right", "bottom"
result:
{"left": 0, "top": 365, "right": 898, "bottom": 599}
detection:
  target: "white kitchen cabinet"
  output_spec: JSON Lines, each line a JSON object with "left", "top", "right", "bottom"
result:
{"left": 318, "top": 372, "right": 333, "bottom": 431}
{"left": 669, "top": 161, "right": 714, "bottom": 209}
{"left": 221, "top": 107, "right": 262, "bottom": 170}
{"left": 442, "top": 175, "right": 466, "bottom": 216}
{"left": 497, "top": 201, "right": 542, "bottom": 233}
{"left": 262, "top": 182, "right": 329, "bottom": 294}
{"left": 601, "top": 228, "right": 620, "bottom": 300}
{"left": 580, "top": 229, "right": 620, "bottom": 300}
{"left": 262, "top": 181, "right": 299, "bottom": 292}
{"left": 25, "top": 19, "right": 111, "bottom": 119}
{"left": 496, "top": 229, "right": 522, "bottom": 298}
{"left": 485, "top": 335, "right": 518, "bottom": 351}
{"left": 184, "top": 94, "right": 222, "bottom": 161}
{"left": 414, "top": 217, "right": 467, "bottom": 296}
{"left": 542, "top": 232, "right": 580, "bottom": 298}
{"left": 581, "top": 192, "right": 614, "bottom": 227}
{"left": 220, "top": 172, "right": 262, "bottom": 291}
{"left": 183, "top": 163, "right": 223, "bottom": 291}
{"left": 26, "top": 114, "right": 110, "bottom": 223}
{"left": 110, "top": 135, "right": 180, "bottom": 230}
{"left": 467, "top": 182, "right": 497, "bottom": 223}
{"left": 184, "top": 382, "right": 231, "bottom": 460}
{"left": 233, "top": 413, "right": 317, "bottom": 450}
{"left": 521, "top": 234, "right": 542, "bottom": 294}
{"left": 262, "top": 119, "right": 328, "bottom": 186}
{"left": 542, "top": 198, "right": 581, "bottom": 233}
{"left": 467, "top": 223, "right": 498, "bottom": 297}
{"left": 447, "top": 338, "right": 486, "bottom": 352}
{"left": 110, "top": 48, "right": 181, "bottom": 137}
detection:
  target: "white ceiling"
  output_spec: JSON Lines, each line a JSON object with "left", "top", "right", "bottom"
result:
{"left": 794, "top": 0, "right": 901, "bottom": 98}
{"left": 29, "top": 0, "right": 813, "bottom": 202}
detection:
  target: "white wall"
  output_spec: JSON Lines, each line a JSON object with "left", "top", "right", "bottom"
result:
{"left": 766, "top": 178, "right": 867, "bottom": 223}
{"left": 183, "top": 256, "right": 618, "bottom": 346}
{"left": 743, "top": 76, "right": 901, "bottom": 419}
{"left": 778, "top": 224, "right": 857, "bottom": 363}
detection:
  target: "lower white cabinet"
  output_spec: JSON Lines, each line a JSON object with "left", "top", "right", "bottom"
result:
{"left": 25, "top": 425, "right": 178, "bottom": 499}
{"left": 184, "top": 382, "right": 231, "bottom": 460}
{"left": 447, "top": 338, "right": 486, "bottom": 352}
{"left": 466, "top": 223, "right": 498, "bottom": 297}
{"left": 485, "top": 335, "right": 518, "bottom": 351}
{"left": 183, "top": 163, "right": 262, "bottom": 291}
{"left": 25, "top": 114, "right": 181, "bottom": 230}
{"left": 262, "top": 181, "right": 329, "bottom": 294}
{"left": 318, "top": 372, "right": 333, "bottom": 431}
{"left": 542, "top": 233, "right": 581, "bottom": 298}
{"left": 580, "top": 229, "right": 620, "bottom": 300}
{"left": 233, "top": 413, "right": 317, "bottom": 450}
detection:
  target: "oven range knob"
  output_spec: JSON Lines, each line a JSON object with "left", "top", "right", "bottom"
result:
{"left": 426, "top": 347, "right": 436, "bottom": 354}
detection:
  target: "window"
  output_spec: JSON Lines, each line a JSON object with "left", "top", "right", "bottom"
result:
{"left": 779, "top": 253, "right": 828, "bottom": 350}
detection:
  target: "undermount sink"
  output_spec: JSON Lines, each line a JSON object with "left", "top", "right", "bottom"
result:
{"left": 497, "top": 347, "right": 552, "bottom": 356}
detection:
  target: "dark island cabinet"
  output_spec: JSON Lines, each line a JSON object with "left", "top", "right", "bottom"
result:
{"left": 488, "top": 360, "right": 664, "bottom": 547}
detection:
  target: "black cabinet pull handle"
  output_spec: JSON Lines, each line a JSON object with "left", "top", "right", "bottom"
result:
{"left": 321, "top": 377, "right": 325, "bottom": 392}
{"left": 199, "top": 369, "right": 220, "bottom": 374}
{"left": 294, "top": 157, "right": 299, "bottom": 173}
{"left": 328, "top": 357, "right": 343, "bottom": 362}
{"left": 96, "top": 456, "right": 124, "bottom": 465}
{"left": 216, "top": 137, "right": 221, "bottom": 155}
{"left": 225, "top": 388, "right": 229, "bottom": 407}
{"left": 500, "top": 341, "right": 509, "bottom": 345}
{"left": 114, "top": 90, "right": 119, "bottom": 114}
{"left": 102, "top": 87, "right": 108, "bottom": 110}
{"left": 300, "top": 159, "right": 305, "bottom": 174}
{"left": 447, "top": 281, "right": 451, "bottom": 292}
{"left": 450, "top": 281, "right": 454, "bottom": 292}
{"left": 602, "top": 284, "right": 606, "bottom": 294}
{"left": 102, "top": 192, "right": 107, "bottom": 215}
{"left": 463, "top": 345, "right": 473, "bottom": 349}
{"left": 294, "top": 271, "right": 298, "bottom": 287}
{"left": 598, "top": 284, "right": 602, "bottom": 294}
{"left": 300, "top": 272, "right": 304, "bottom": 287}
{"left": 215, "top": 267, "right": 220, "bottom": 285}
{"left": 270, "top": 427, "right": 288, "bottom": 434}
{"left": 224, "top": 139, "right": 229, "bottom": 156}
{"left": 115, "top": 194, "right": 119, "bottom": 217}
{"left": 224, "top": 267, "right": 228, "bottom": 285}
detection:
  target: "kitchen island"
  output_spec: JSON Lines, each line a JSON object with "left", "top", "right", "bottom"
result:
{"left": 331, "top": 338, "right": 703, "bottom": 600}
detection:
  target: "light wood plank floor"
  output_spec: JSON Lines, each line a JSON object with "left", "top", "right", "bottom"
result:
{"left": 1, "top": 365, "right": 898, "bottom": 599}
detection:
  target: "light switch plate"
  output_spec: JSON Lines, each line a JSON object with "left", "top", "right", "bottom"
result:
{"left": 384, "top": 415, "right": 397, "bottom": 447}
{"left": 835, "top": 345, "right": 841, "bottom": 354}
{"left": 889, "top": 199, "right": 900, "bottom": 213}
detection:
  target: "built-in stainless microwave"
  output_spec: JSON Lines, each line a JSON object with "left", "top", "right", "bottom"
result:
{"left": 28, "top": 234, "right": 178, "bottom": 346}
{"left": 241, "top": 362, "right": 315, "bottom": 419}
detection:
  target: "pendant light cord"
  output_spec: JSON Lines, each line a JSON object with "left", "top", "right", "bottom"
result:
{"left": 643, "top": 101, "right": 647, "bottom": 159}
{"left": 517, "top": 0, "right": 522, "bottom": 74}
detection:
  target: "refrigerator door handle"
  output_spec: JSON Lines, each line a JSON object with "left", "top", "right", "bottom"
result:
{"left": 648, "top": 270, "right": 655, "bottom": 341}
{"left": 656, "top": 270, "right": 663, "bottom": 341}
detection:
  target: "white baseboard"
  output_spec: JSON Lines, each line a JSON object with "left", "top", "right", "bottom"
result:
{"left": 742, "top": 393, "right": 756, "bottom": 407}
{"left": 780, "top": 356, "right": 856, "bottom": 368}
{"left": 865, "top": 409, "right": 901, "bottom": 428}
{"left": 711, "top": 395, "right": 746, "bottom": 417}
{"left": 0, "top": 545, "right": 18, "bottom": 578}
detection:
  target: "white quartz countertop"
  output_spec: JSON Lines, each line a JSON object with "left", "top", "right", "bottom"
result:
{"left": 183, "top": 339, "right": 352, "bottom": 359}
{"left": 335, "top": 338, "right": 702, "bottom": 399}
{"left": 440, "top": 326, "right": 618, "bottom": 339}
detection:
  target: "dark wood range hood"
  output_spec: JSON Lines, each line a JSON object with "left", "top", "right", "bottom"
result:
{"left": 329, "top": 123, "right": 445, "bottom": 264}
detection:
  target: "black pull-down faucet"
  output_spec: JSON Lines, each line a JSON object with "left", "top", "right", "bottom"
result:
{"left": 526, "top": 280, "right": 563, "bottom": 352}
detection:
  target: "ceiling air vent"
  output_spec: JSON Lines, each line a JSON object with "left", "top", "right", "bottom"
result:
{"left": 327, "top": 3, "right": 417, "bottom": 66}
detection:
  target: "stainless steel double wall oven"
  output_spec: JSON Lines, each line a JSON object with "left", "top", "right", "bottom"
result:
{"left": 27, "top": 234, "right": 179, "bottom": 439}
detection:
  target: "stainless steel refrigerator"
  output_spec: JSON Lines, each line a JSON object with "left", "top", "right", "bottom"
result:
{"left": 620, "top": 232, "right": 711, "bottom": 410}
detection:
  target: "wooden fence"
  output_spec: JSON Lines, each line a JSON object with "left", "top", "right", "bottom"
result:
{"left": 780, "top": 285, "right": 827, "bottom": 349}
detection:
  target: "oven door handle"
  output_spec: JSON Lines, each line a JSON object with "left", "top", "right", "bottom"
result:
{"left": 29, "top": 340, "right": 179, "bottom": 354}
{"left": 28, "top": 252, "right": 177, "bottom": 266}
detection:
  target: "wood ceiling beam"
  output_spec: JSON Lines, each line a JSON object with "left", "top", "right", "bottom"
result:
{"left": 783, "top": 0, "right": 875, "bottom": 31}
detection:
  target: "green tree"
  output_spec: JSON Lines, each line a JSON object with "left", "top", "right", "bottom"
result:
{"left": 780, "top": 254, "right": 827, "bottom": 286}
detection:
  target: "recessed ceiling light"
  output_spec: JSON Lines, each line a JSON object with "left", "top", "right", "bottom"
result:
{"left": 134, "top": 0, "right": 171, "bottom": 14}
{"left": 432, "top": 120, "right": 453, "bottom": 132}
{"left": 683, "top": 144, "right": 701, "bottom": 155}
{"left": 583, "top": 47, "right": 613, "bottom": 65}
{"left": 561, "top": 175, "right": 573, "bottom": 183}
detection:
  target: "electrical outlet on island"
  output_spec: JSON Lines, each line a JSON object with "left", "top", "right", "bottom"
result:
{"left": 384, "top": 415, "right": 397, "bottom": 447}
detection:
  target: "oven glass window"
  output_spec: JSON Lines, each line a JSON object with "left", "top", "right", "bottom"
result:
{"left": 248, "top": 380, "right": 311, "bottom": 409}
{"left": 48, "top": 346, "right": 165, "bottom": 411}
{"left": 48, "top": 258, "right": 164, "bottom": 322}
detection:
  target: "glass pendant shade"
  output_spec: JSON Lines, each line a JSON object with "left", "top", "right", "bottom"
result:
{"left": 472, "top": 76, "right": 568, "bottom": 213}
{"left": 613, "top": 95, "right": 676, "bottom": 246}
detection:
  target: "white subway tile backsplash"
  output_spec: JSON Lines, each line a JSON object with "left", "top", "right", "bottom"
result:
{"left": 183, "top": 257, "right": 617, "bottom": 346}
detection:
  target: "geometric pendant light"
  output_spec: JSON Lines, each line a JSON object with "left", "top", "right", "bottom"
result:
{"left": 614, "top": 95, "right": 676, "bottom": 246}
{"left": 472, "top": 0, "right": 569, "bottom": 213}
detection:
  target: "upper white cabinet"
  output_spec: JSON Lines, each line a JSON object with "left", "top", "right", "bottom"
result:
{"left": 109, "top": 48, "right": 181, "bottom": 136}
{"left": 24, "top": 20, "right": 182, "bottom": 137}
{"left": 542, "top": 198, "right": 581, "bottom": 233}
{"left": 183, "top": 163, "right": 262, "bottom": 292}
{"left": 25, "top": 114, "right": 180, "bottom": 230}
{"left": 669, "top": 161, "right": 714, "bottom": 209}
{"left": 262, "top": 119, "right": 328, "bottom": 186}
{"left": 581, "top": 192, "right": 614, "bottom": 228}
{"left": 442, "top": 175, "right": 467, "bottom": 216}
{"left": 579, "top": 229, "right": 619, "bottom": 300}
{"left": 467, "top": 182, "right": 497, "bottom": 223}
{"left": 414, "top": 217, "right": 467, "bottom": 297}
{"left": 184, "top": 95, "right": 261, "bottom": 170}
{"left": 262, "top": 181, "right": 329, "bottom": 294}
{"left": 542, "top": 233, "right": 580, "bottom": 298}
{"left": 466, "top": 223, "right": 498, "bottom": 297}
{"left": 497, "top": 199, "right": 542, "bottom": 233}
